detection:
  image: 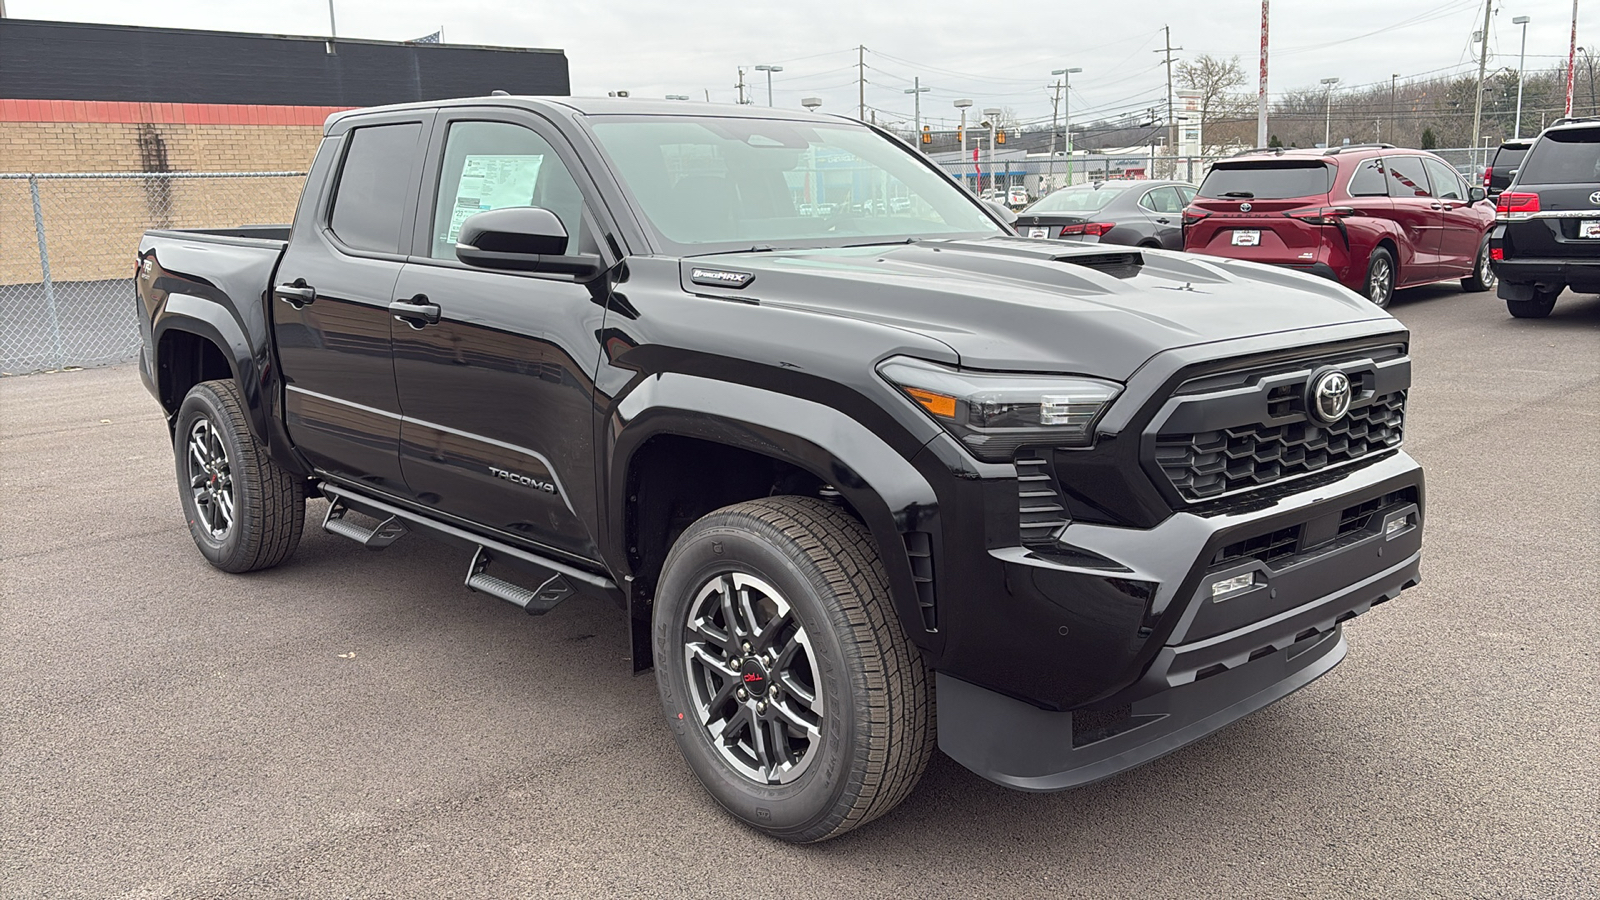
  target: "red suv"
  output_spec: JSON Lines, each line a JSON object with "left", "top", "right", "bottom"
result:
{"left": 1183, "top": 145, "right": 1497, "bottom": 307}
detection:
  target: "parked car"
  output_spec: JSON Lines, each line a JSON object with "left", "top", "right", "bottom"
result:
{"left": 1183, "top": 145, "right": 1496, "bottom": 307}
{"left": 1484, "top": 139, "right": 1533, "bottom": 201}
{"left": 1490, "top": 117, "right": 1600, "bottom": 318}
{"left": 1007, "top": 185, "right": 1029, "bottom": 207}
{"left": 1015, "top": 180, "right": 1197, "bottom": 249}
{"left": 136, "top": 96, "right": 1425, "bottom": 843}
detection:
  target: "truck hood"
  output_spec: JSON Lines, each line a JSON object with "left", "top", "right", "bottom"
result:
{"left": 679, "top": 237, "right": 1391, "bottom": 380}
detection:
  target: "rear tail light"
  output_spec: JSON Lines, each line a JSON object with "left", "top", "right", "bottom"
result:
{"left": 1483, "top": 166, "right": 1493, "bottom": 188}
{"left": 1060, "top": 222, "right": 1116, "bottom": 237}
{"left": 1496, "top": 191, "right": 1540, "bottom": 220}
{"left": 1181, "top": 207, "right": 1210, "bottom": 227}
{"left": 1490, "top": 246, "right": 1504, "bottom": 261}
{"left": 1285, "top": 206, "right": 1357, "bottom": 226}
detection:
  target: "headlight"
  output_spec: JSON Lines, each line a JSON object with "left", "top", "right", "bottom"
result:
{"left": 878, "top": 356, "right": 1121, "bottom": 461}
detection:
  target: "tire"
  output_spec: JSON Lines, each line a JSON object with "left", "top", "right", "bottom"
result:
{"left": 652, "top": 496, "right": 933, "bottom": 843}
{"left": 1364, "top": 246, "right": 1396, "bottom": 308}
{"left": 1461, "top": 238, "right": 1496, "bottom": 292}
{"left": 1507, "top": 286, "right": 1559, "bottom": 318}
{"left": 173, "top": 379, "right": 305, "bottom": 573}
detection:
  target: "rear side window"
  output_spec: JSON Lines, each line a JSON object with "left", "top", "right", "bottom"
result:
{"left": 1517, "top": 129, "right": 1600, "bottom": 184}
{"left": 1348, "top": 158, "right": 1388, "bottom": 196}
{"left": 329, "top": 123, "right": 422, "bottom": 254}
{"left": 1198, "top": 161, "right": 1333, "bottom": 200}
{"left": 1384, "top": 155, "right": 1432, "bottom": 198}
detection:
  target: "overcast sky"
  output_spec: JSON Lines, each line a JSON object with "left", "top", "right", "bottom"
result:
{"left": 9, "top": 1, "right": 1585, "bottom": 128}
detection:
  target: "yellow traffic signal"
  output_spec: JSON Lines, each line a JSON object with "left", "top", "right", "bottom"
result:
{"left": 996, "top": 130, "right": 1006, "bottom": 145}
{"left": 922, "top": 126, "right": 932, "bottom": 144}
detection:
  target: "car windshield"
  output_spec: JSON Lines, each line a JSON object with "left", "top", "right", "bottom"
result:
{"left": 1516, "top": 129, "right": 1600, "bottom": 184}
{"left": 1026, "top": 184, "right": 1131, "bottom": 213}
{"left": 587, "top": 117, "right": 1003, "bottom": 253}
{"left": 1199, "top": 160, "right": 1334, "bottom": 200}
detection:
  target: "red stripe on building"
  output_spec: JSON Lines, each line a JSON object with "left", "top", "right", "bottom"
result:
{"left": 0, "top": 99, "right": 350, "bottom": 125}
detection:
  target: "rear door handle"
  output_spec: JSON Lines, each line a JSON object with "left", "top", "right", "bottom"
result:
{"left": 388, "top": 294, "right": 441, "bottom": 327}
{"left": 273, "top": 283, "right": 316, "bottom": 308}
{"left": 1155, "top": 217, "right": 1171, "bottom": 224}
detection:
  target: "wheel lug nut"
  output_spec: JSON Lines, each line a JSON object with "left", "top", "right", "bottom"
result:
{"left": 757, "top": 701, "right": 767, "bottom": 712}
{"left": 742, "top": 642, "right": 752, "bottom": 653}
{"left": 737, "top": 688, "right": 748, "bottom": 700}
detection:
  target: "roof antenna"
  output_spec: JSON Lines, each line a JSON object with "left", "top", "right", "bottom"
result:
{"left": 490, "top": 90, "right": 510, "bottom": 96}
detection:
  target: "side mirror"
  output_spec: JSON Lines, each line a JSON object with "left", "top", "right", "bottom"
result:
{"left": 982, "top": 199, "right": 1018, "bottom": 226}
{"left": 1468, "top": 186, "right": 1488, "bottom": 204}
{"left": 455, "top": 207, "right": 602, "bottom": 279}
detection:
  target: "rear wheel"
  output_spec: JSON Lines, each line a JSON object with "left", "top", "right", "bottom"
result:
{"left": 1507, "top": 286, "right": 1560, "bottom": 318}
{"left": 1461, "top": 238, "right": 1496, "bottom": 292}
{"left": 1364, "top": 247, "right": 1396, "bottom": 308}
{"left": 174, "top": 379, "right": 305, "bottom": 573}
{"left": 653, "top": 496, "right": 933, "bottom": 843}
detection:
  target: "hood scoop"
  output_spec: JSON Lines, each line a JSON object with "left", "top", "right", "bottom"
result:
{"left": 1056, "top": 251, "right": 1144, "bottom": 279}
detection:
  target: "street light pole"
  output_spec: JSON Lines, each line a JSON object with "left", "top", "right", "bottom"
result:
{"left": 904, "top": 77, "right": 930, "bottom": 151}
{"left": 983, "top": 107, "right": 1001, "bottom": 194}
{"left": 1052, "top": 67, "right": 1082, "bottom": 189}
{"left": 955, "top": 99, "right": 973, "bottom": 191}
{"left": 1514, "top": 16, "right": 1532, "bottom": 139}
{"left": 1321, "top": 77, "right": 1340, "bottom": 148}
{"left": 755, "top": 65, "right": 783, "bottom": 106}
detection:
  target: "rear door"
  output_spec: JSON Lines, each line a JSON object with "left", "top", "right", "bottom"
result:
{"left": 1379, "top": 154, "right": 1440, "bottom": 284}
{"left": 1137, "top": 185, "right": 1185, "bottom": 248}
{"left": 1422, "top": 157, "right": 1484, "bottom": 276}
{"left": 272, "top": 110, "right": 433, "bottom": 490}
{"left": 1504, "top": 126, "right": 1600, "bottom": 260}
{"left": 389, "top": 109, "right": 613, "bottom": 562}
{"left": 1184, "top": 159, "right": 1334, "bottom": 264}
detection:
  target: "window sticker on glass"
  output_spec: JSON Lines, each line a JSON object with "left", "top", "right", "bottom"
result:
{"left": 445, "top": 154, "right": 544, "bottom": 243}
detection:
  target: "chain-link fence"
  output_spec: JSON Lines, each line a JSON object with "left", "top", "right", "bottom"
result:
{"left": 1, "top": 172, "right": 306, "bottom": 375}
{"left": 935, "top": 147, "right": 1488, "bottom": 204}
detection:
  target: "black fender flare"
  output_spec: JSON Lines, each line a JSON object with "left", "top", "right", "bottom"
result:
{"left": 608, "top": 373, "right": 943, "bottom": 656}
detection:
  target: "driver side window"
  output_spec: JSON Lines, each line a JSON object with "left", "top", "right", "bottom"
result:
{"left": 429, "top": 120, "right": 588, "bottom": 260}
{"left": 1422, "top": 158, "right": 1465, "bottom": 201}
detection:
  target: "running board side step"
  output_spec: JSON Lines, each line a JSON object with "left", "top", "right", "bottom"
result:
{"left": 465, "top": 547, "right": 575, "bottom": 615}
{"left": 316, "top": 482, "right": 622, "bottom": 614}
{"left": 323, "top": 498, "right": 410, "bottom": 548}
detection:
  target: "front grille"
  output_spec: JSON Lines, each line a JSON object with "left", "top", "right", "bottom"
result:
{"left": 1155, "top": 391, "right": 1406, "bottom": 501}
{"left": 1211, "top": 525, "right": 1302, "bottom": 568}
{"left": 1208, "top": 487, "right": 1418, "bottom": 572}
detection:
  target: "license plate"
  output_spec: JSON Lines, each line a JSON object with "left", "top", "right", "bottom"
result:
{"left": 1028, "top": 227, "right": 1050, "bottom": 239}
{"left": 1231, "top": 230, "right": 1261, "bottom": 246}
{"left": 1580, "top": 220, "right": 1600, "bottom": 238}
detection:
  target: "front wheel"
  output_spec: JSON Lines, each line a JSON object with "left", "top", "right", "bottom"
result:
{"left": 652, "top": 496, "right": 933, "bottom": 843}
{"left": 173, "top": 379, "right": 305, "bottom": 573}
{"left": 1364, "top": 247, "right": 1396, "bottom": 308}
{"left": 1461, "top": 238, "right": 1496, "bottom": 292}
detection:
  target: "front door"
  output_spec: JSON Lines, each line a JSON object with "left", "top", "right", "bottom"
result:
{"left": 273, "top": 112, "right": 432, "bottom": 491}
{"left": 390, "top": 112, "right": 611, "bottom": 563}
{"left": 1380, "top": 155, "right": 1441, "bottom": 285}
{"left": 1423, "top": 157, "right": 1483, "bottom": 277}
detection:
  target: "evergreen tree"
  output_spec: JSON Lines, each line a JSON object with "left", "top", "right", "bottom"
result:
{"left": 1420, "top": 127, "right": 1437, "bottom": 150}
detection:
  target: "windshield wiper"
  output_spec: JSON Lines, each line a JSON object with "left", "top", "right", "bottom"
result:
{"left": 1221, "top": 191, "right": 1255, "bottom": 198}
{"left": 839, "top": 237, "right": 920, "bottom": 249}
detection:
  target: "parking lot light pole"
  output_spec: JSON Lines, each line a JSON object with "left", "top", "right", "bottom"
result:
{"left": 1053, "top": 67, "right": 1082, "bottom": 188}
{"left": 1514, "top": 16, "right": 1532, "bottom": 138}
{"left": 904, "top": 78, "right": 931, "bottom": 151}
{"left": 755, "top": 65, "right": 783, "bottom": 106}
{"left": 1321, "top": 77, "right": 1340, "bottom": 148}
{"left": 983, "top": 107, "right": 1002, "bottom": 193}
{"left": 955, "top": 99, "right": 973, "bottom": 190}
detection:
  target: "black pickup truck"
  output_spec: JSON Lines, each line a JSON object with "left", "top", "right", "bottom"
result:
{"left": 137, "top": 97, "right": 1425, "bottom": 842}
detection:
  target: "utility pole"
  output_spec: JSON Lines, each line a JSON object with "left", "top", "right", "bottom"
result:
{"left": 904, "top": 77, "right": 930, "bottom": 150}
{"left": 1155, "top": 26, "right": 1181, "bottom": 179}
{"left": 1048, "top": 80, "right": 1063, "bottom": 187}
{"left": 1567, "top": 1, "right": 1580, "bottom": 116}
{"left": 735, "top": 68, "right": 748, "bottom": 105}
{"left": 1470, "top": 0, "right": 1491, "bottom": 170}
{"left": 1054, "top": 67, "right": 1081, "bottom": 188}
{"left": 325, "top": 0, "right": 338, "bottom": 55}
{"left": 1258, "top": 1, "right": 1269, "bottom": 148}
{"left": 858, "top": 46, "right": 867, "bottom": 122}
{"left": 1514, "top": 16, "right": 1531, "bottom": 138}
{"left": 1390, "top": 74, "right": 1399, "bottom": 143}
{"left": 955, "top": 99, "right": 973, "bottom": 191}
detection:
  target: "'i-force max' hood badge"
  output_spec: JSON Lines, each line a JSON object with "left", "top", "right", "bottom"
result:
{"left": 691, "top": 268, "right": 755, "bottom": 288}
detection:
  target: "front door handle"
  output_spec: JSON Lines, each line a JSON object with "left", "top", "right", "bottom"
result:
{"left": 274, "top": 283, "right": 316, "bottom": 308}
{"left": 388, "top": 294, "right": 442, "bottom": 327}
{"left": 1429, "top": 202, "right": 1444, "bottom": 210}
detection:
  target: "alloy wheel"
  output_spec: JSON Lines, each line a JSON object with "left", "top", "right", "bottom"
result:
{"left": 186, "top": 417, "right": 235, "bottom": 540}
{"left": 682, "top": 572, "right": 824, "bottom": 785}
{"left": 1480, "top": 247, "right": 1496, "bottom": 289}
{"left": 1369, "top": 257, "right": 1393, "bottom": 306}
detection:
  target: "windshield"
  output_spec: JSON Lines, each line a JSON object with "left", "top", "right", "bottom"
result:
{"left": 1027, "top": 184, "right": 1131, "bottom": 213}
{"left": 588, "top": 117, "right": 1002, "bottom": 253}
{"left": 1199, "top": 161, "right": 1333, "bottom": 200}
{"left": 1517, "top": 129, "right": 1600, "bottom": 184}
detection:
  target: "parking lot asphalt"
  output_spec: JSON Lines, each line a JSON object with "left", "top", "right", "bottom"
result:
{"left": 2, "top": 286, "right": 1597, "bottom": 899}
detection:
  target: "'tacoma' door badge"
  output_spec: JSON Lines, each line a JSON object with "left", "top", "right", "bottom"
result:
{"left": 489, "top": 466, "right": 557, "bottom": 494}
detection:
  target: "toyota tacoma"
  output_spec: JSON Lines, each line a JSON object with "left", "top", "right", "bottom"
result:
{"left": 137, "top": 97, "right": 1425, "bottom": 842}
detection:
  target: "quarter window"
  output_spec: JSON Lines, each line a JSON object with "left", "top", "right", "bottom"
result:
{"left": 1140, "top": 187, "right": 1182, "bottom": 213}
{"left": 429, "top": 120, "right": 588, "bottom": 260}
{"left": 1348, "top": 158, "right": 1388, "bottom": 197}
{"left": 329, "top": 123, "right": 422, "bottom": 254}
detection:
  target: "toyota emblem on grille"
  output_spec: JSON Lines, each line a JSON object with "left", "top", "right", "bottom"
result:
{"left": 1307, "top": 369, "right": 1353, "bottom": 423}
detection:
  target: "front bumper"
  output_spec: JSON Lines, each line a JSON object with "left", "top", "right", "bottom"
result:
{"left": 934, "top": 450, "right": 1423, "bottom": 790}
